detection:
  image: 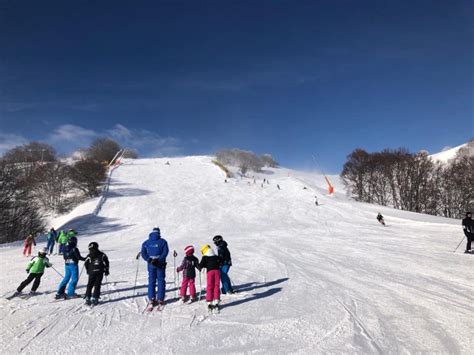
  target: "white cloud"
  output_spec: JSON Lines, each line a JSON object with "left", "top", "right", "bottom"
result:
{"left": 0, "top": 133, "right": 29, "bottom": 156}
{"left": 108, "top": 124, "right": 132, "bottom": 140}
{"left": 49, "top": 124, "right": 98, "bottom": 143}
{"left": 110, "top": 125, "right": 182, "bottom": 157}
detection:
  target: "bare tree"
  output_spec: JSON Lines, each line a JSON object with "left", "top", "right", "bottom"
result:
{"left": 2, "top": 142, "right": 56, "bottom": 163}
{"left": 87, "top": 138, "right": 122, "bottom": 163}
{"left": 0, "top": 160, "right": 45, "bottom": 243}
{"left": 69, "top": 159, "right": 107, "bottom": 197}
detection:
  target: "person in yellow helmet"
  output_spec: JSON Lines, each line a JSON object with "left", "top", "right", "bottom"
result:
{"left": 198, "top": 244, "right": 222, "bottom": 312}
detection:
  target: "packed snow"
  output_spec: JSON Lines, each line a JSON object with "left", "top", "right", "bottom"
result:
{"left": 0, "top": 156, "right": 472, "bottom": 354}
{"left": 429, "top": 143, "right": 467, "bottom": 163}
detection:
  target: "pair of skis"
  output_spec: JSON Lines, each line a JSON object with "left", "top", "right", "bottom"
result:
{"left": 143, "top": 301, "right": 165, "bottom": 313}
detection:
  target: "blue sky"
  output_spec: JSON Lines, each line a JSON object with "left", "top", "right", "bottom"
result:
{"left": 0, "top": 0, "right": 472, "bottom": 172}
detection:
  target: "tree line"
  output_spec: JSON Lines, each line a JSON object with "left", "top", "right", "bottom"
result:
{"left": 215, "top": 148, "right": 279, "bottom": 174}
{"left": 0, "top": 138, "right": 134, "bottom": 243}
{"left": 341, "top": 141, "right": 473, "bottom": 218}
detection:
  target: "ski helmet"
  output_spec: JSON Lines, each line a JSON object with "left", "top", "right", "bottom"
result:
{"left": 184, "top": 245, "right": 194, "bottom": 256}
{"left": 212, "top": 235, "right": 223, "bottom": 244}
{"left": 153, "top": 226, "right": 160, "bottom": 232}
{"left": 200, "top": 244, "right": 211, "bottom": 255}
{"left": 39, "top": 247, "right": 48, "bottom": 255}
{"left": 68, "top": 236, "right": 78, "bottom": 247}
{"left": 88, "top": 242, "right": 99, "bottom": 250}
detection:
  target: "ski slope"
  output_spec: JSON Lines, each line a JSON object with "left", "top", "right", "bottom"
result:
{"left": 0, "top": 156, "right": 472, "bottom": 354}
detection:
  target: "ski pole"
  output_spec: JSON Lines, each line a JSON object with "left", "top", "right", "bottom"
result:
{"left": 78, "top": 263, "right": 85, "bottom": 282}
{"left": 50, "top": 265, "right": 64, "bottom": 278}
{"left": 133, "top": 257, "right": 140, "bottom": 296}
{"left": 453, "top": 236, "right": 465, "bottom": 253}
{"left": 199, "top": 271, "right": 202, "bottom": 300}
{"left": 173, "top": 250, "right": 178, "bottom": 297}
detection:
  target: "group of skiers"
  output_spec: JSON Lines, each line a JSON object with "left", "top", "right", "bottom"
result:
{"left": 44, "top": 228, "right": 78, "bottom": 256}
{"left": 139, "top": 227, "right": 234, "bottom": 312}
{"left": 14, "top": 226, "right": 234, "bottom": 312}
{"left": 14, "top": 230, "right": 110, "bottom": 306}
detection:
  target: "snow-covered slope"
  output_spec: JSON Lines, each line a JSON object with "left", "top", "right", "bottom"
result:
{"left": 429, "top": 143, "right": 467, "bottom": 163}
{"left": 0, "top": 157, "right": 472, "bottom": 354}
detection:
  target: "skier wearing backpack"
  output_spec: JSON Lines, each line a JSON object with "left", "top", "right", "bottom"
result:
{"left": 176, "top": 245, "right": 200, "bottom": 303}
{"left": 55, "top": 236, "right": 85, "bottom": 299}
{"left": 141, "top": 226, "right": 169, "bottom": 307}
{"left": 15, "top": 248, "right": 52, "bottom": 296}
{"left": 22, "top": 234, "right": 36, "bottom": 257}
{"left": 84, "top": 242, "right": 110, "bottom": 305}
{"left": 199, "top": 244, "right": 222, "bottom": 311}
{"left": 213, "top": 235, "right": 235, "bottom": 294}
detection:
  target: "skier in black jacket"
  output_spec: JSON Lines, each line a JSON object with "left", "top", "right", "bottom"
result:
{"left": 84, "top": 242, "right": 110, "bottom": 305}
{"left": 462, "top": 212, "right": 473, "bottom": 253}
{"left": 213, "top": 235, "right": 235, "bottom": 294}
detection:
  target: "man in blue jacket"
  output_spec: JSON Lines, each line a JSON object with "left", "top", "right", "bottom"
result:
{"left": 141, "top": 227, "right": 169, "bottom": 305}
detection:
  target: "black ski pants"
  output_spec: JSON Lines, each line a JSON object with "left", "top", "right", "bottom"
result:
{"left": 466, "top": 234, "right": 472, "bottom": 251}
{"left": 17, "top": 273, "right": 43, "bottom": 292}
{"left": 85, "top": 273, "right": 104, "bottom": 299}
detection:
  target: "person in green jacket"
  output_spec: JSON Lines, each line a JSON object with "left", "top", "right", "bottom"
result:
{"left": 15, "top": 248, "right": 52, "bottom": 295}
{"left": 57, "top": 230, "right": 68, "bottom": 255}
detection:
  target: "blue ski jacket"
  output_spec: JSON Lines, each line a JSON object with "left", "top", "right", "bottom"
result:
{"left": 141, "top": 230, "right": 169, "bottom": 266}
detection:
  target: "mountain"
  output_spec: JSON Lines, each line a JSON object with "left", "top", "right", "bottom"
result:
{"left": 0, "top": 156, "right": 471, "bottom": 354}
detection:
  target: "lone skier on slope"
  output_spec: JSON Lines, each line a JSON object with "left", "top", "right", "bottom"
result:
{"left": 462, "top": 212, "right": 473, "bottom": 253}
{"left": 141, "top": 226, "right": 169, "bottom": 308}
{"left": 377, "top": 213, "right": 385, "bottom": 226}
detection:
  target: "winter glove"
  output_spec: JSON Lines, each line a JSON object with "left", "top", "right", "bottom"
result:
{"left": 26, "top": 269, "right": 29, "bottom": 273}
{"left": 105, "top": 270, "right": 109, "bottom": 276}
{"left": 150, "top": 259, "right": 159, "bottom": 267}
{"left": 135, "top": 252, "right": 141, "bottom": 260}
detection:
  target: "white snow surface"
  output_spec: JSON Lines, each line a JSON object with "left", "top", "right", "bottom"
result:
{"left": 429, "top": 144, "right": 467, "bottom": 164}
{"left": 0, "top": 156, "right": 472, "bottom": 354}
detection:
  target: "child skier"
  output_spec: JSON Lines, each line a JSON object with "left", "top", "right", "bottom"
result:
{"left": 57, "top": 230, "right": 67, "bottom": 255}
{"left": 198, "top": 244, "right": 222, "bottom": 312}
{"left": 15, "top": 248, "right": 51, "bottom": 296}
{"left": 84, "top": 242, "right": 110, "bottom": 306}
{"left": 176, "top": 245, "right": 200, "bottom": 303}
{"left": 55, "top": 236, "right": 85, "bottom": 299}
{"left": 22, "top": 233, "right": 36, "bottom": 257}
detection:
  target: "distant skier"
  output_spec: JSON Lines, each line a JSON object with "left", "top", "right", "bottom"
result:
{"left": 462, "top": 211, "right": 473, "bottom": 253}
{"left": 46, "top": 228, "right": 57, "bottom": 255}
{"left": 314, "top": 195, "right": 319, "bottom": 206}
{"left": 22, "top": 233, "right": 36, "bottom": 257}
{"left": 213, "top": 235, "right": 234, "bottom": 294}
{"left": 277, "top": 184, "right": 281, "bottom": 190}
{"left": 15, "top": 248, "right": 51, "bottom": 296}
{"left": 377, "top": 213, "right": 386, "bottom": 226}
{"left": 84, "top": 242, "right": 110, "bottom": 306}
{"left": 57, "top": 230, "right": 68, "bottom": 255}
{"left": 176, "top": 245, "right": 200, "bottom": 303}
{"left": 55, "top": 236, "right": 85, "bottom": 299}
{"left": 199, "top": 244, "right": 221, "bottom": 312}
{"left": 141, "top": 226, "right": 169, "bottom": 308}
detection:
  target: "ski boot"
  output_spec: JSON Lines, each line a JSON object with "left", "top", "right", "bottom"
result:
{"left": 91, "top": 297, "right": 99, "bottom": 306}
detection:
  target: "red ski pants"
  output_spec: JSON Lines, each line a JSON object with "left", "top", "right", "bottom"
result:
{"left": 180, "top": 277, "right": 196, "bottom": 299}
{"left": 205, "top": 269, "right": 220, "bottom": 302}
{"left": 23, "top": 244, "right": 32, "bottom": 256}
